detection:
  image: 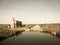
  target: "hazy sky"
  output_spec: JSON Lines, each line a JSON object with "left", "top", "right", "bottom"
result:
{"left": 0, "top": 0, "right": 60, "bottom": 24}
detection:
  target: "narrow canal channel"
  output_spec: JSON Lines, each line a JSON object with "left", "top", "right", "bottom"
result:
{"left": 0, "top": 31, "right": 60, "bottom": 45}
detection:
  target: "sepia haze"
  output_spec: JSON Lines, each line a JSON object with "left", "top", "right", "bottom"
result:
{"left": 0, "top": 0, "right": 60, "bottom": 24}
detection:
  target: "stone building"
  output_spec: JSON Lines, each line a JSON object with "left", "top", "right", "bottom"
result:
{"left": 11, "top": 18, "right": 22, "bottom": 28}
{"left": 16, "top": 21, "right": 22, "bottom": 27}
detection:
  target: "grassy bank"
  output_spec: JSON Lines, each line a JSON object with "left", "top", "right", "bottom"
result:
{"left": 0, "top": 23, "right": 60, "bottom": 32}
{"left": 0, "top": 23, "right": 60, "bottom": 40}
{"left": 0, "top": 28, "right": 24, "bottom": 41}
{"left": 39, "top": 23, "right": 60, "bottom": 32}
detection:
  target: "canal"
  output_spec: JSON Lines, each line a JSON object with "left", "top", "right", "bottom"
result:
{"left": 0, "top": 31, "right": 60, "bottom": 45}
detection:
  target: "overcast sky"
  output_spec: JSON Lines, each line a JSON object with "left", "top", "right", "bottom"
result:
{"left": 0, "top": 0, "right": 60, "bottom": 24}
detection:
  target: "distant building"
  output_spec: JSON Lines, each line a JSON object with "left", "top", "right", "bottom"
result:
{"left": 16, "top": 21, "right": 22, "bottom": 27}
{"left": 30, "top": 25, "right": 40, "bottom": 31}
{"left": 11, "top": 18, "right": 22, "bottom": 28}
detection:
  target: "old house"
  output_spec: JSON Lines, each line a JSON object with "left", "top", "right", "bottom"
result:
{"left": 11, "top": 18, "right": 22, "bottom": 28}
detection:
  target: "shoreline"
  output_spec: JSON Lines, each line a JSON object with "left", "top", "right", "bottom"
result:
{"left": 0, "top": 23, "right": 60, "bottom": 41}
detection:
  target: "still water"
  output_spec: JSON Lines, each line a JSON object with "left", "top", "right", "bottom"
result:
{"left": 0, "top": 32, "right": 60, "bottom": 45}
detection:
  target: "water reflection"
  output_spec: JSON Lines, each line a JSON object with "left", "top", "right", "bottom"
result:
{"left": 0, "top": 31, "right": 23, "bottom": 41}
{"left": 0, "top": 31, "right": 60, "bottom": 45}
{"left": 12, "top": 32, "right": 22, "bottom": 40}
{"left": 41, "top": 31, "right": 60, "bottom": 39}
{"left": 53, "top": 33, "right": 60, "bottom": 39}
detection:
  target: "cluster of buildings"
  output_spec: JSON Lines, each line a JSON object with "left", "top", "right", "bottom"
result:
{"left": 10, "top": 18, "right": 23, "bottom": 28}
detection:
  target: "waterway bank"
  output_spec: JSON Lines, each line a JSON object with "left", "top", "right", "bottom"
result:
{"left": 0, "top": 28, "right": 25, "bottom": 41}
{"left": 0, "top": 23, "right": 60, "bottom": 41}
{"left": 0, "top": 32, "right": 60, "bottom": 45}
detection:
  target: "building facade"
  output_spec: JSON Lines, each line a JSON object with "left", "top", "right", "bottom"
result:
{"left": 11, "top": 18, "right": 22, "bottom": 28}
